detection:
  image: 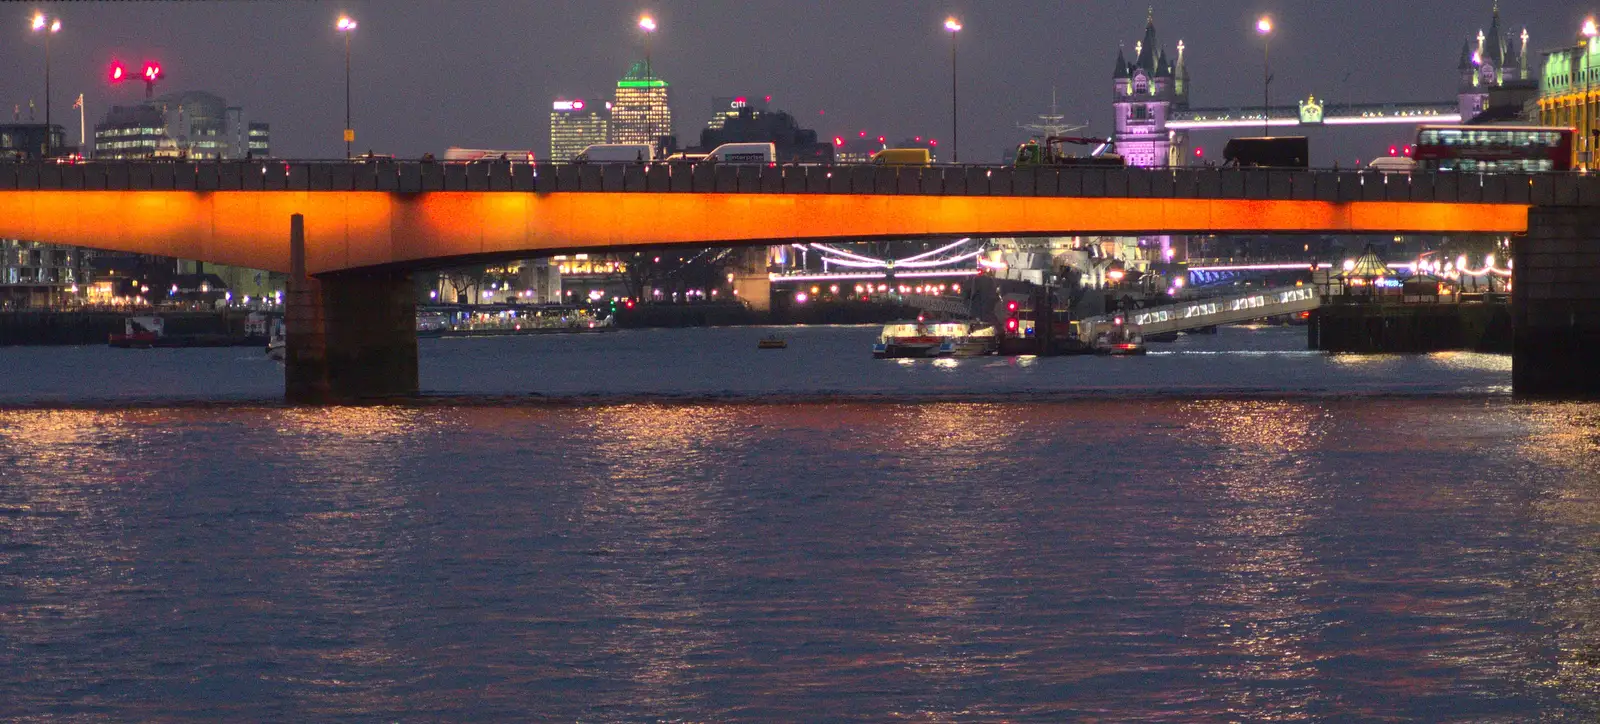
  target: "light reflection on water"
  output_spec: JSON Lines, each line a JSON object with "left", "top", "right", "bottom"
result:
{"left": 3, "top": 327, "right": 1599, "bottom": 720}
{"left": 2, "top": 399, "right": 1599, "bottom": 719}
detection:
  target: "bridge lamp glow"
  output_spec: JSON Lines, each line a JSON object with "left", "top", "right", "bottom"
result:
{"left": 1255, "top": 16, "right": 1272, "bottom": 35}
{"left": 1584, "top": 17, "right": 1598, "bottom": 39}
{"left": 944, "top": 17, "right": 962, "bottom": 33}
{"left": 638, "top": 15, "right": 656, "bottom": 32}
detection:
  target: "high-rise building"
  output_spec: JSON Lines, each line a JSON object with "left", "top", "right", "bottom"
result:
{"left": 549, "top": 98, "right": 610, "bottom": 161}
{"left": 1111, "top": 11, "right": 1189, "bottom": 169}
{"left": 1460, "top": 5, "right": 1531, "bottom": 122}
{"left": 609, "top": 61, "right": 672, "bottom": 155}
{"left": 706, "top": 95, "right": 770, "bottom": 131}
{"left": 93, "top": 90, "right": 269, "bottom": 160}
{"left": 691, "top": 105, "right": 832, "bottom": 162}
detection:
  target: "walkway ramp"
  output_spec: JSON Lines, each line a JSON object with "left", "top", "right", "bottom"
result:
{"left": 1081, "top": 286, "right": 1320, "bottom": 339}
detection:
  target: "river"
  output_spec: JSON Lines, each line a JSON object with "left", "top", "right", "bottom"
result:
{"left": 4, "top": 325, "right": 1599, "bottom": 721}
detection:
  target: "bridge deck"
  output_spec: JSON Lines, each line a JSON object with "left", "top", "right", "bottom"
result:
{"left": 0, "top": 160, "right": 1590, "bottom": 206}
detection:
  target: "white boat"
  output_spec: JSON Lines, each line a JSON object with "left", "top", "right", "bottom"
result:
{"left": 873, "top": 320, "right": 996, "bottom": 359}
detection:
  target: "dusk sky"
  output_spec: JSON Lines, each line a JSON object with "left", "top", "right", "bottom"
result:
{"left": 0, "top": 1, "right": 1587, "bottom": 164}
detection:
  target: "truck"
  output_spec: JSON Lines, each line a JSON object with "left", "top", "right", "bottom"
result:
{"left": 1014, "top": 136, "right": 1123, "bottom": 168}
{"left": 575, "top": 143, "right": 653, "bottom": 163}
{"left": 1222, "top": 136, "right": 1309, "bottom": 169}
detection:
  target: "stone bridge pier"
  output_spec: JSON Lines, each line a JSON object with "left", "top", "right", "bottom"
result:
{"left": 285, "top": 214, "right": 419, "bottom": 403}
{"left": 1514, "top": 206, "right": 1600, "bottom": 397}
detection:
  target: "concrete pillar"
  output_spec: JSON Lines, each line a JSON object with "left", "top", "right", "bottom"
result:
{"left": 1514, "top": 206, "right": 1600, "bottom": 397}
{"left": 285, "top": 214, "right": 419, "bottom": 403}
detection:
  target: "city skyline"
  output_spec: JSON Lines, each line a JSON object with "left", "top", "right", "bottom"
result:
{"left": 0, "top": 1, "right": 1588, "bottom": 162}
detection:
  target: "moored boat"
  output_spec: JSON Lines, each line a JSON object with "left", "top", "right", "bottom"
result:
{"left": 874, "top": 320, "right": 996, "bottom": 359}
{"left": 757, "top": 334, "right": 788, "bottom": 350}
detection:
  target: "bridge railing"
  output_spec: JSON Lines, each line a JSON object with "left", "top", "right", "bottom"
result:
{"left": 0, "top": 159, "right": 1593, "bottom": 205}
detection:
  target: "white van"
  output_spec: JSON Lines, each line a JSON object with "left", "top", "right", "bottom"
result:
{"left": 705, "top": 142, "right": 776, "bottom": 164}
{"left": 575, "top": 144, "right": 652, "bottom": 163}
{"left": 1368, "top": 156, "right": 1417, "bottom": 175}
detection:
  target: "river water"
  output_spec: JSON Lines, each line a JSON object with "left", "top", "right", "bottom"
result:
{"left": 5, "top": 326, "right": 1600, "bottom": 721}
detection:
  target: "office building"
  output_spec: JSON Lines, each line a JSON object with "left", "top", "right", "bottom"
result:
{"left": 0, "top": 123, "right": 69, "bottom": 159}
{"left": 706, "top": 95, "right": 770, "bottom": 131}
{"left": 550, "top": 98, "right": 610, "bottom": 161}
{"left": 93, "top": 90, "right": 269, "bottom": 160}
{"left": 610, "top": 61, "right": 672, "bottom": 155}
{"left": 692, "top": 105, "right": 832, "bottom": 162}
{"left": 0, "top": 239, "right": 86, "bottom": 308}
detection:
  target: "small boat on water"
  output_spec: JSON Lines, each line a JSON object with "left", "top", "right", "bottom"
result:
{"left": 1092, "top": 320, "right": 1147, "bottom": 356}
{"left": 108, "top": 316, "right": 164, "bottom": 348}
{"left": 757, "top": 334, "right": 788, "bottom": 350}
{"left": 873, "top": 320, "right": 996, "bottom": 359}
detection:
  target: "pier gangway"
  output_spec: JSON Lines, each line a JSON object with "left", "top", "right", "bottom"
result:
{"left": 1079, "top": 285, "right": 1321, "bottom": 340}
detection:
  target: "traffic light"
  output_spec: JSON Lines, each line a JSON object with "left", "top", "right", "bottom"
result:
{"left": 1005, "top": 317, "right": 1020, "bottom": 333}
{"left": 1006, "top": 300, "right": 1019, "bottom": 314}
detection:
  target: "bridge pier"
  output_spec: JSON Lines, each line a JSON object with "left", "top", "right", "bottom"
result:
{"left": 1514, "top": 207, "right": 1600, "bottom": 397}
{"left": 285, "top": 214, "right": 419, "bottom": 404}
{"left": 732, "top": 247, "right": 771, "bottom": 316}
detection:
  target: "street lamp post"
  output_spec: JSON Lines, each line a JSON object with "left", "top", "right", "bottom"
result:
{"left": 638, "top": 14, "right": 657, "bottom": 155}
{"left": 945, "top": 17, "right": 962, "bottom": 163}
{"left": 337, "top": 15, "right": 357, "bottom": 159}
{"left": 1257, "top": 16, "right": 1273, "bottom": 138}
{"left": 31, "top": 13, "right": 61, "bottom": 157}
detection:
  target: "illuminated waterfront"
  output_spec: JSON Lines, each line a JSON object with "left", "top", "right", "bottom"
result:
{"left": 3, "top": 327, "right": 1600, "bottom": 719}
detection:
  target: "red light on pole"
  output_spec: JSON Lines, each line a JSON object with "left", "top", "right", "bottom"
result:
{"left": 858, "top": 130, "right": 867, "bottom": 138}
{"left": 833, "top": 136, "right": 843, "bottom": 146}
{"left": 1388, "top": 145, "right": 1398, "bottom": 156}
{"left": 1194, "top": 146, "right": 1204, "bottom": 157}
{"left": 109, "top": 61, "right": 127, "bottom": 83}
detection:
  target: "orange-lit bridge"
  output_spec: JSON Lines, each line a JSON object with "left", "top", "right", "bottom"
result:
{"left": 0, "top": 160, "right": 1590, "bottom": 400}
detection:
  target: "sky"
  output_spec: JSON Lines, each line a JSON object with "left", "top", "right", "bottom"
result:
{"left": 0, "top": 0, "right": 1587, "bottom": 164}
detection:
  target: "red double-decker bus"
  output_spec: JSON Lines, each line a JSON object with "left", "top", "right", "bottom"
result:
{"left": 1412, "top": 125, "right": 1575, "bottom": 173}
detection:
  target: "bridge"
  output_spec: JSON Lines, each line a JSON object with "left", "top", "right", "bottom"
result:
{"left": 0, "top": 159, "right": 1588, "bottom": 400}
{"left": 1079, "top": 286, "right": 1322, "bottom": 341}
{"left": 1169, "top": 100, "right": 1461, "bottom": 132}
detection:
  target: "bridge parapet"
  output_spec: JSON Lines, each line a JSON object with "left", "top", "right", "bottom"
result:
{"left": 0, "top": 160, "right": 1593, "bottom": 205}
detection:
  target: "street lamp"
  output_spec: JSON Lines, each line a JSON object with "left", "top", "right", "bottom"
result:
{"left": 31, "top": 13, "right": 61, "bottom": 157}
{"left": 337, "top": 15, "right": 357, "bottom": 159}
{"left": 944, "top": 17, "right": 962, "bottom": 163}
{"left": 1256, "top": 16, "right": 1273, "bottom": 138}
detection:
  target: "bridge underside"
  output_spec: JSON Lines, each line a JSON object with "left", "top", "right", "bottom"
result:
{"left": 0, "top": 191, "right": 1528, "bottom": 275}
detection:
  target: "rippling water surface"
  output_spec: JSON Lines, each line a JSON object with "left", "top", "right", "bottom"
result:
{"left": 4, "top": 326, "right": 1600, "bottom": 721}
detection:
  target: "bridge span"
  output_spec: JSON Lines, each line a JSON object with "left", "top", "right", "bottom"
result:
{"left": 0, "top": 159, "right": 1588, "bottom": 401}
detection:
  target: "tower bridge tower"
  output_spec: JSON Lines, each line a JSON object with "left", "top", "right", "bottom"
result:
{"left": 1112, "top": 10, "right": 1189, "bottom": 168}
{"left": 1457, "top": 3, "right": 1531, "bottom": 122}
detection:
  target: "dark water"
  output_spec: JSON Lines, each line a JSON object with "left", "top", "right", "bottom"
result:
{"left": 5, "top": 326, "right": 1600, "bottom": 721}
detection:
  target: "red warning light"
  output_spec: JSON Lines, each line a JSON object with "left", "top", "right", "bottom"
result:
{"left": 833, "top": 136, "right": 843, "bottom": 146}
{"left": 109, "top": 61, "right": 127, "bottom": 83}
{"left": 858, "top": 130, "right": 867, "bottom": 138}
{"left": 1006, "top": 301, "right": 1019, "bottom": 313}
{"left": 143, "top": 62, "right": 163, "bottom": 83}
{"left": 1005, "top": 318, "right": 1020, "bottom": 333}
{"left": 1388, "top": 145, "right": 1398, "bottom": 156}
{"left": 1194, "top": 147, "right": 1204, "bottom": 157}
{"left": 930, "top": 139, "right": 938, "bottom": 146}
{"left": 877, "top": 136, "right": 885, "bottom": 144}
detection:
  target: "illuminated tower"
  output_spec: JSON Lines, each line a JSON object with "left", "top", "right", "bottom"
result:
{"left": 609, "top": 61, "right": 672, "bottom": 155}
{"left": 1458, "top": 3, "right": 1530, "bottom": 121}
{"left": 1112, "top": 10, "right": 1188, "bottom": 168}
